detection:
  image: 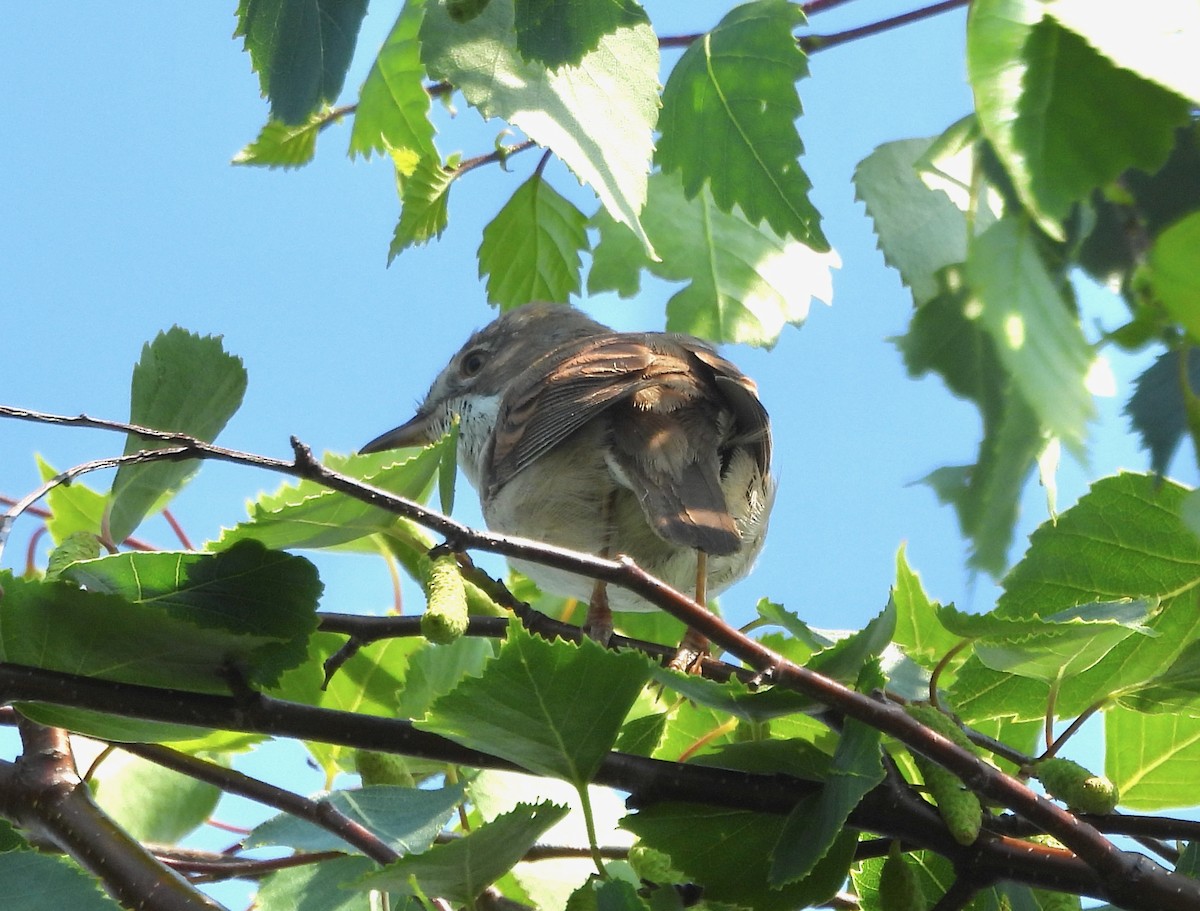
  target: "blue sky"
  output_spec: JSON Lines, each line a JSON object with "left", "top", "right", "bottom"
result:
{"left": 0, "top": 2, "right": 1184, "bottom": 903}
{"left": 2, "top": 2, "right": 1165, "bottom": 623}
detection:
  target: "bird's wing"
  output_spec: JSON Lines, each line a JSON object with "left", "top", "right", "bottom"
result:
{"left": 490, "top": 333, "right": 768, "bottom": 555}
{"left": 487, "top": 334, "right": 659, "bottom": 490}
{"left": 679, "top": 341, "right": 772, "bottom": 476}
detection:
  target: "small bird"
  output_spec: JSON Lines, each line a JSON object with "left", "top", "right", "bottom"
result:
{"left": 361, "top": 303, "right": 773, "bottom": 665}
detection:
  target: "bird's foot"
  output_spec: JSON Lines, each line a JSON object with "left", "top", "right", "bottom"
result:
{"left": 667, "top": 627, "right": 710, "bottom": 673}
{"left": 583, "top": 580, "right": 614, "bottom": 646}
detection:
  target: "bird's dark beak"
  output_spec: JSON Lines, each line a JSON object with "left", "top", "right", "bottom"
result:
{"left": 359, "top": 410, "right": 438, "bottom": 454}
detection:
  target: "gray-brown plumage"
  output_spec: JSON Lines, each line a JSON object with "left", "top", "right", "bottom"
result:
{"left": 360, "top": 303, "right": 773, "bottom": 621}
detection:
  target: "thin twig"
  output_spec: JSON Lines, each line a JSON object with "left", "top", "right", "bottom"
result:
{"left": 116, "top": 743, "right": 399, "bottom": 865}
{"left": 800, "top": 0, "right": 970, "bottom": 54}
{"left": 3, "top": 406, "right": 1199, "bottom": 909}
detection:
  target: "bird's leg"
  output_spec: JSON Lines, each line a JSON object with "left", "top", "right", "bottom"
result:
{"left": 585, "top": 575, "right": 614, "bottom": 645}
{"left": 583, "top": 491, "right": 617, "bottom": 645}
{"left": 668, "top": 551, "right": 711, "bottom": 672}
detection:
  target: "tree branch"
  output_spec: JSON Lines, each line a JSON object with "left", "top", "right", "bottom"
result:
{"left": 0, "top": 719, "right": 223, "bottom": 911}
{"left": 114, "top": 742, "right": 399, "bottom": 866}
{"left": 3, "top": 406, "right": 1198, "bottom": 909}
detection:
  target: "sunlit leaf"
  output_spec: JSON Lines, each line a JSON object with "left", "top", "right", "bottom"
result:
{"left": 967, "top": 0, "right": 1190, "bottom": 233}
{"left": 658, "top": 0, "right": 825, "bottom": 249}
{"left": 350, "top": 0, "right": 437, "bottom": 161}
{"left": 590, "top": 171, "right": 836, "bottom": 347}
{"left": 478, "top": 173, "right": 589, "bottom": 308}
{"left": 418, "top": 620, "right": 650, "bottom": 785}
{"left": 354, "top": 802, "right": 569, "bottom": 903}
{"left": 108, "top": 327, "right": 247, "bottom": 544}
{"left": 421, "top": 0, "right": 658, "bottom": 254}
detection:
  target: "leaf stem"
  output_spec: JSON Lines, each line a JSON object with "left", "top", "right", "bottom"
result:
{"left": 1042, "top": 700, "right": 1106, "bottom": 761}
{"left": 929, "top": 639, "right": 971, "bottom": 708}
{"left": 1044, "top": 674, "right": 1064, "bottom": 754}
{"left": 576, "top": 785, "right": 607, "bottom": 878}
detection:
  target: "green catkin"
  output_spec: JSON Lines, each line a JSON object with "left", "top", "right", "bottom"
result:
{"left": 906, "top": 704, "right": 983, "bottom": 845}
{"left": 422, "top": 554, "right": 469, "bottom": 644}
{"left": 1034, "top": 757, "right": 1119, "bottom": 815}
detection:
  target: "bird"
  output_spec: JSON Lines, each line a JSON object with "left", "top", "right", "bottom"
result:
{"left": 360, "top": 303, "right": 773, "bottom": 667}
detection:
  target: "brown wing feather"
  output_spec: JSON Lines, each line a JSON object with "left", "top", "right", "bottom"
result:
{"left": 607, "top": 406, "right": 741, "bottom": 554}
{"left": 486, "top": 335, "right": 660, "bottom": 493}
{"left": 487, "top": 331, "right": 769, "bottom": 557}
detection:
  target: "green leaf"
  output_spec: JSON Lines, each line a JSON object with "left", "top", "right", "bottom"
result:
{"left": 938, "top": 599, "right": 1156, "bottom": 683}
{"left": 951, "top": 474, "right": 1200, "bottom": 722}
{"left": 769, "top": 719, "right": 884, "bottom": 885}
{"left": 36, "top": 456, "right": 108, "bottom": 544}
{"left": 564, "top": 876, "right": 649, "bottom": 911}
{"left": 692, "top": 737, "right": 832, "bottom": 782}
{"left": 898, "top": 281, "right": 1044, "bottom": 577}
{"left": 806, "top": 599, "right": 897, "bottom": 684}
{"left": 1106, "top": 705, "right": 1200, "bottom": 810}
{"left": 623, "top": 804, "right": 856, "bottom": 911}
{"left": 249, "top": 782, "right": 466, "bottom": 853}
{"left": 1079, "top": 125, "right": 1200, "bottom": 288}
{"left": 258, "top": 856, "right": 380, "bottom": 911}
{"left": 91, "top": 751, "right": 221, "bottom": 844}
{"left": 1116, "top": 638, "right": 1200, "bottom": 716}
{"left": 478, "top": 173, "right": 589, "bottom": 308}
{"left": 854, "top": 849, "right": 1010, "bottom": 911}
{"left": 1178, "top": 841, "right": 1200, "bottom": 879}
{"left": 0, "top": 545, "right": 318, "bottom": 734}
{"left": 301, "top": 633, "right": 423, "bottom": 777}
{"left": 62, "top": 540, "right": 321, "bottom": 685}
{"left": 854, "top": 136, "right": 969, "bottom": 307}
{"left": 1138, "top": 212, "right": 1200, "bottom": 344}
{"left": 215, "top": 445, "right": 444, "bottom": 551}
{"left": 45, "top": 531, "right": 102, "bottom": 581}
{"left": 0, "top": 852, "right": 122, "bottom": 911}
{"left": 1125, "top": 350, "right": 1200, "bottom": 477}
{"left": 417, "top": 619, "right": 651, "bottom": 784}
{"left": 891, "top": 546, "right": 963, "bottom": 672}
{"left": 108, "top": 327, "right": 247, "bottom": 544}
{"left": 965, "top": 216, "right": 1095, "bottom": 454}
{"left": 648, "top": 667, "right": 821, "bottom": 721}
{"left": 1044, "top": 0, "right": 1200, "bottom": 105}
{"left": 999, "top": 474, "right": 1200, "bottom": 618}
{"left": 349, "top": 0, "right": 437, "bottom": 161}
{"left": 235, "top": 0, "right": 369, "bottom": 124}
{"left": 420, "top": 0, "right": 658, "bottom": 254}
{"left": 589, "top": 171, "right": 837, "bottom": 347}
{"left": 756, "top": 599, "right": 827, "bottom": 655}
{"left": 233, "top": 114, "right": 327, "bottom": 169}
{"left": 394, "top": 635, "right": 493, "bottom": 719}
{"left": 390, "top": 153, "right": 456, "bottom": 258}
{"left": 967, "top": 0, "right": 1191, "bottom": 233}
{"left": 951, "top": 386, "right": 1043, "bottom": 577}
{"left": 514, "top": 0, "right": 649, "bottom": 69}
{"left": 658, "top": 0, "right": 826, "bottom": 250}
{"left": 354, "top": 801, "right": 569, "bottom": 903}
{"left": 437, "top": 419, "right": 459, "bottom": 515}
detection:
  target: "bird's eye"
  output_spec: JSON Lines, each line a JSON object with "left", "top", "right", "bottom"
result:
{"left": 460, "top": 348, "right": 487, "bottom": 377}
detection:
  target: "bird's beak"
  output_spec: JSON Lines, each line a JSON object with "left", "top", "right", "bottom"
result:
{"left": 359, "top": 410, "right": 438, "bottom": 454}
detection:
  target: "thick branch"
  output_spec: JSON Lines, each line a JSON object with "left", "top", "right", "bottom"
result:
{"left": 0, "top": 663, "right": 1173, "bottom": 907}
{"left": 0, "top": 720, "right": 223, "bottom": 911}
{"left": 3, "top": 407, "right": 1197, "bottom": 908}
